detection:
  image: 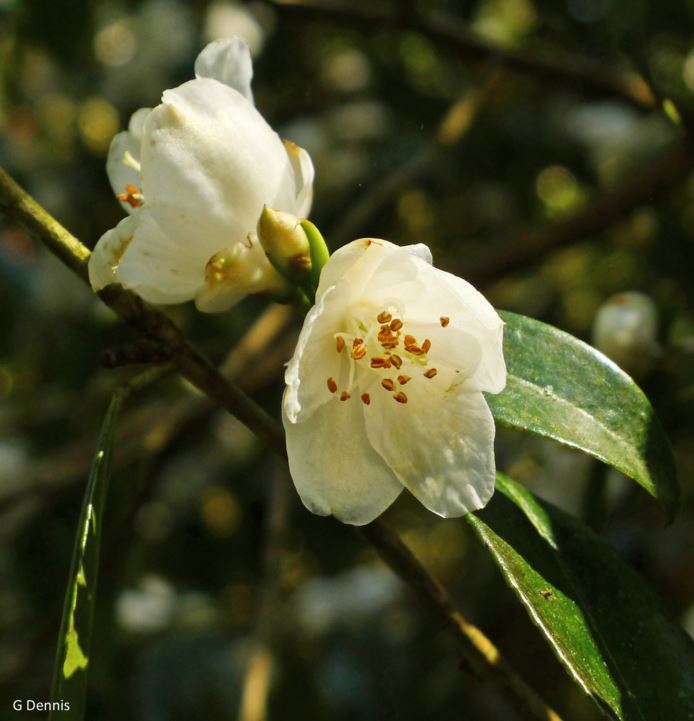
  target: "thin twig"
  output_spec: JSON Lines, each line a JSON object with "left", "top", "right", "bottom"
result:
{"left": 465, "top": 142, "right": 694, "bottom": 287}
{"left": 362, "top": 520, "right": 562, "bottom": 721}
{"left": 0, "top": 166, "right": 562, "bottom": 721}
{"left": 266, "top": 0, "right": 655, "bottom": 112}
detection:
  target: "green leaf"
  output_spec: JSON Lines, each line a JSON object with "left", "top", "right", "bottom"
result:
{"left": 488, "top": 311, "right": 678, "bottom": 516}
{"left": 468, "top": 473, "right": 694, "bottom": 720}
{"left": 49, "top": 391, "right": 125, "bottom": 721}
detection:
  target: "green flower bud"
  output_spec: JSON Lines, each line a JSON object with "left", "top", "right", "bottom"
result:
{"left": 257, "top": 206, "right": 311, "bottom": 281}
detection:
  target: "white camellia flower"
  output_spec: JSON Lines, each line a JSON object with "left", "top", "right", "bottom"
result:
{"left": 283, "top": 239, "right": 506, "bottom": 525}
{"left": 89, "top": 36, "right": 314, "bottom": 312}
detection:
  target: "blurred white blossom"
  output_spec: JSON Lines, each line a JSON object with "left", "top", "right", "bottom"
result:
{"left": 116, "top": 576, "right": 177, "bottom": 634}
{"left": 293, "top": 565, "right": 402, "bottom": 634}
{"left": 592, "top": 291, "right": 659, "bottom": 378}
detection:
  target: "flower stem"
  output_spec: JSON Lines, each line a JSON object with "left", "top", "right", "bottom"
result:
{"left": 0, "top": 165, "right": 563, "bottom": 721}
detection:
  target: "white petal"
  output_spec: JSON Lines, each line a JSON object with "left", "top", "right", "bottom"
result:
{"left": 315, "top": 238, "right": 431, "bottom": 302}
{"left": 194, "top": 37, "right": 254, "bottom": 102}
{"left": 283, "top": 394, "right": 403, "bottom": 525}
{"left": 396, "top": 261, "right": 506, "bottom": 394}
{"left": 283, "top": 140, "right": 315, "bottom": 218}
{"left": 128, "top": 107, "right": 152, "bottom": 140}
{"left": 140, "top": 78, "right": 294, "bottom": 263}
{"left": 106, "top": 108, "right": 151, "bottom": 215}
{"left": 114, "top": 210, "right": 204, "bottom": 304}
{"left": 364, "top": 389, "right": 497, "bottom": 517}
{"left": 284, "top": 283, "right": 353, "bottom": 423}
{"left": 431, "top": 270, "right": 506, "bottom": 394}
{"left": 88, "top": 215, "right": 138, "bottom": 291}
{"left": 106, "top": 131, "right": 142, "bottom": 215}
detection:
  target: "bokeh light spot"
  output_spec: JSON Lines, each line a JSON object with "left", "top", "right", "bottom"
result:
{"left": 78, "top": 98, "right": 119, "bottom": 155}
{"left": 94, "top": 21, "right": 137, "bottom": 67}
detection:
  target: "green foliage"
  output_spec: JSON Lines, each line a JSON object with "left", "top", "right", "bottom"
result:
{"left": 49, "top": 391, "right": 124, "bottom": 721}
{"left": 488, "top": 311, "right": 679, "bottom": 516}
{"left": 469, "top": 473, "right": 694, "bottom": 720}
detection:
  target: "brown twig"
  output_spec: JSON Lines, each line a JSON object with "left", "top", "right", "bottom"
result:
{"left": 266, "top": 0, "right": 655, "bottom": 112}
{"left": 466, "top": 142, "right": 694, "bottom": 287}
{"left": 362, "top": 520, "right": 562, "bottom": 721}
{"left": 0, "top": 166, "right": 562, "bottom": 721}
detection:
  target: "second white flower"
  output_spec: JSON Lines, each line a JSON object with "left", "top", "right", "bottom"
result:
{"left": 89, "top": 37, "right": 314, "bottom": 312}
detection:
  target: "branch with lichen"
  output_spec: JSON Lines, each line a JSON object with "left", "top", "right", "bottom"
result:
{"left": 0, "top": 166, "right": 562, "bottom": 721}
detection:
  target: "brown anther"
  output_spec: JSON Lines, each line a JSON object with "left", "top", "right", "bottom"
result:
{"left": 351, "top": 344, "right": 367, "bottom": 360}
{"left": 340, "top": 391, "right": 351, "bottom": 401}
{"left": 327, "top": 377, "right": 338, "bottom": 393}
{"left": 393, "top": 391, "right": 408, "bottom": 404}
{"left": 384, "top": 358, "right": 392, "bottom": 368}
{"left": 390, "top": 354, "right": 403, "bottom": 369}
{"left": 381, "top": 378, "right": 395, "bottom": 391}
{"left": 352, "top": 337, "right": 364, "bottom": 348}
{"left": 421, "top": 339, "right": 431, "bottom": 353}
{"left": 377, "top": 311, "right": 392, "bottom": 323}
{"left": 424, "top": 368, "right": 438, "bottom": 379}
{"left": 397, "top": 374, "right": 411, "bottom": 385}
{"left": 361, "top": 393, "right": 371, "bottom": 405}
{"left": 408, "top": 346, "right": 424, "bottom": 356}
{"left": 370, "top": 357, "right": 387, "bottom": 368}
{"left": 390, "top": 318, "right": 403, "bottom": 331}
{"left": 404, "top": 334, "right": 417, "bottom": 347}
{"left": 440, "top": 317, "right": 450, "bottom": 327}
{"left": 336, "top": 336, "right": 345, "bottom": 353}
{"left": 117, "top": 183, "right": 144, "bottom": 208}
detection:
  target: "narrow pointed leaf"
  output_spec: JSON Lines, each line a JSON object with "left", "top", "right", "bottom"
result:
{"left": 49, "top": 391, "right": 125, "bottom": 721}
{"left": 488, "top": 311, "right": 678, "bottom": 515}
{"left": 468, "top": 473, "right": 694, "bottom": 720}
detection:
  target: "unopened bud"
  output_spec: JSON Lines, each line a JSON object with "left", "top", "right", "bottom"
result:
{"left": 257, "top": 206, "right": 311, "bottom": 280}
{"left": 592, "top": 292, "right": 659, "bottom": 379}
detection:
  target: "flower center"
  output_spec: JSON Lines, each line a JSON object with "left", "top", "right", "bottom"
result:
{"left": 325, "top": 309, "right": 454, "bottom": 406}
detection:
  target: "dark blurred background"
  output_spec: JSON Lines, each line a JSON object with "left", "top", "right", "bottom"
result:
{"left": 1, "top": 1, "right": 693, "bottom": 719}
